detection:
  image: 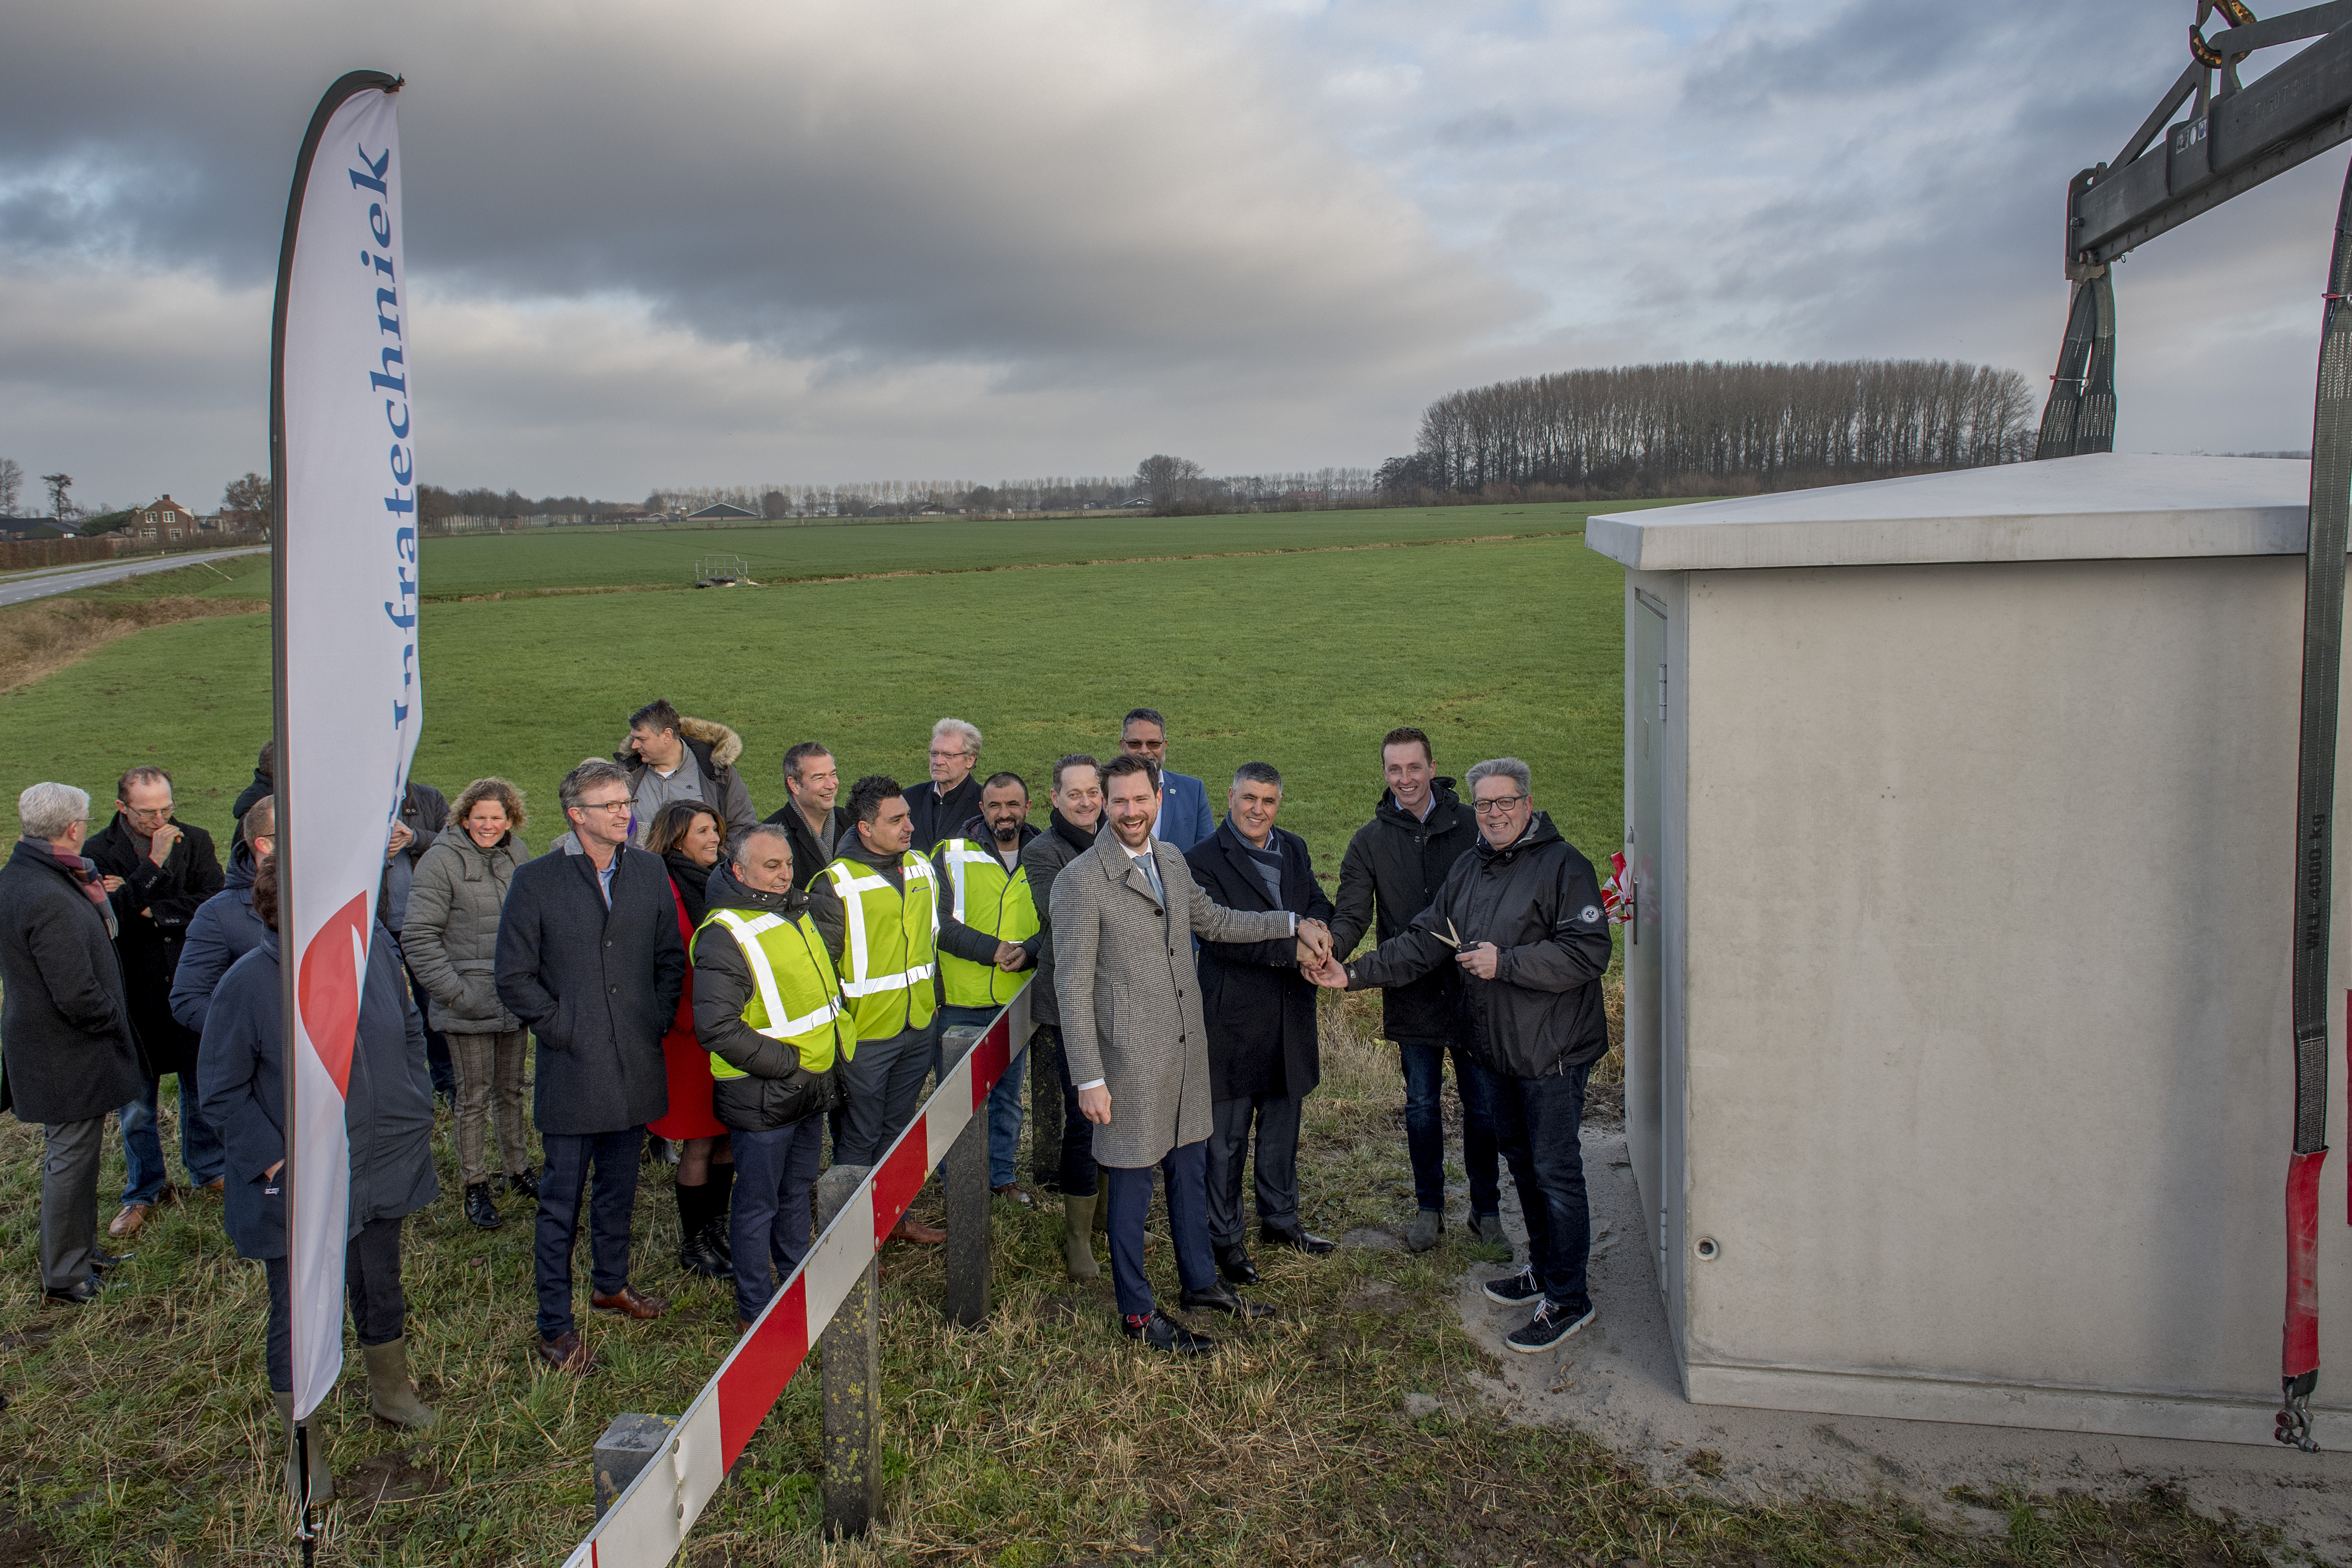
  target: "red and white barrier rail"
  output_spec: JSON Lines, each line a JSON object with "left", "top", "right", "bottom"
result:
{"left": 564, "top": 994, "right": 1026, "bottom": 1568}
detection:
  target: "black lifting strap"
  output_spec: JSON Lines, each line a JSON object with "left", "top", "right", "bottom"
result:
{"left": 2279, "top": 153, "right": 2352, "bottom": 1454}
{"left": 2035, "top": 270, "right": 2118, "bottom": 460}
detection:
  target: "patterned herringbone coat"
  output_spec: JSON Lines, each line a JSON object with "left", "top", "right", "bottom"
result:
{"left": 1050, "top": 834, "right": 1294, "bottom": 1168}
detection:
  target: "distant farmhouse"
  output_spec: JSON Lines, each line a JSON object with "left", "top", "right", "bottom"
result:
{"left": 131, "top": 494, "right": 204, "bottom": 542}
{"left": 685, "top": 502, "right": 760, "bottom": 521}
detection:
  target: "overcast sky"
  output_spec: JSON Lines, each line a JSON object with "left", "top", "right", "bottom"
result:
{"left": 2, "top": 0, "right": 2343, "bottom": 509}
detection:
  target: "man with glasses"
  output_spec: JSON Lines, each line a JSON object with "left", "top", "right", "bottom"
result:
{"left": 1309, "top": 758, "right": 1614, "bottom": 1354}
{"left": 84, "top": 766, "right": 225, "bottom": 1240}
{"left": 496, "top": 760, "right": 688, "bottom": 1373}
{"left": 907, "top": 718, "right": 984, "bottom": 853}
{"left": 1118, "top": 708, "right": 1215, "bottom": 851}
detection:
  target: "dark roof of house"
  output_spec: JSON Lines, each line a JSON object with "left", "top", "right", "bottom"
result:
{"left": 685, "top": 502, "right": 760, "bottom": 520}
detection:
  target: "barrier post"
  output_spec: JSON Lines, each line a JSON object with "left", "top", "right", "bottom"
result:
{"left": 940, "top": 1024, "right": 994, "bottom": 1327}
{"left": 592, "top": 1413, "right": 675, "bottom": 1516}
{"left": 815, "top": 1162, "right": 877, "bottom": 1538}
{"left": 1029, "top": 1026, "right": 1064, "bottom": 1191}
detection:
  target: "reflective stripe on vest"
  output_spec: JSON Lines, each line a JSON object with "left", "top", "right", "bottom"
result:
{"left": 822, "top": 853, "right": 939, "bottom": 1037}
{"left": 695, "top": 907, "right": 849, "bottom": 1076}
{"left": 938, "top": 837, "right": 1040, "bottom": 1007}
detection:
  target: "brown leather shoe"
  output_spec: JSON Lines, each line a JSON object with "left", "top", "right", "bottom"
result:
{"left": 889, "top": 1213, "right": 946, "bottom": 1245}
{"left": 590, "top": 1285, "right": 666, "bottom": 1320}
{"left": 199, "top": 1178, "right": 225, "bottom": 1196}
{"left": 991, "top": 1182, "right": 1034, "bottom": 1209}
{"left": 107, "top": 1203, "right": 153, "bottom": 1240}
{"left": 536, "top": 1331, "right": 594, "bottom": 1374}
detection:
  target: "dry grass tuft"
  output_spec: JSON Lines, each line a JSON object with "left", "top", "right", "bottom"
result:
{"left": 0, "top": 596, "right": 266, "bottom": 691}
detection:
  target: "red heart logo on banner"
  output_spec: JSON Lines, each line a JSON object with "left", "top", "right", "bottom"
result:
{"left": 296, "top": 891, "right": 370, "bottom": 1097}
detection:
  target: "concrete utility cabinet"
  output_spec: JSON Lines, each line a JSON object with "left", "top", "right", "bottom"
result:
{"left": 1586, "top": 453, "right": 2352, "bottom": 1445}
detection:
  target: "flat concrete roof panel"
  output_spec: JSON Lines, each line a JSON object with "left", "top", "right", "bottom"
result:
{"left": 1584, "top": 453, "right": 2319, "bottom": 571}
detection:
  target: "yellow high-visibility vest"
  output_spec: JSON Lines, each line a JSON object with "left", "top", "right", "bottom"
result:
{"left": 693, "top": 906, "right": 855, "bottom": 1075}
{"left": 936, "top": 837, "right": 1040, "bottom": 1008}
{"left": 819, "top": 852, "right": 940, "bottom": 1039}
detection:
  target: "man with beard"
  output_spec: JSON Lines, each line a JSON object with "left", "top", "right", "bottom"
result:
{"left": 1052, "top": 754, "right": 1321, "bottom": 1352}
{"left": 933, "top": 773, "right": 1040, "bottom": 1205}
{"left": 1023, "top": 755, "right": 1107, "bottom": 1277}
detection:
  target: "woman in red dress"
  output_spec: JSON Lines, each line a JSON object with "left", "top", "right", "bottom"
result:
{"left": 645, "top": 801, "right": 733, "bottom": 1279}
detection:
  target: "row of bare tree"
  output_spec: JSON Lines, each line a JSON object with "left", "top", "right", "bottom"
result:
{"left": 1398, "top": 359, "right": 2037, "bottom": 496}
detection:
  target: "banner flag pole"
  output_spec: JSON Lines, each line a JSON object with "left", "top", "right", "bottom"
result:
{"left": 268, "top": 66, "right": 420, "bottom": 1544}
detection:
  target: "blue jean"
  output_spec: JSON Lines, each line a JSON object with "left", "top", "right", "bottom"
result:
{"left": 1400, "top": 1034, "right": 1500, "bottom": 1217}
{"left": 1465, "top": 1055, "right": 1595, "bottom": 1312}
{"left": 535, "top": 1127, "right": 643, "bottom": 1339}
{"left": 939, "top": 1006, "right": 1027, "bottom": 1188}
{"left": 729, "top": 1115, "right": 825, "bottom": 1324}
{"left": 120, "top": 1072, "right": 224, "bottom": 1203}
{"left": 1103, "top": 1139, "right": 1217, "bottom": 1318}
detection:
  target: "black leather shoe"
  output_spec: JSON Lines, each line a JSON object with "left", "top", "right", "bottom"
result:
{"left": 464, "top": 1182, "right": 504, "bottom": 1230}
{"left": 504, "top": 1169, "right": 540, "bottom": 1201}
{"left": 1180, "top": 1282, "right": 1274, "bottom": 1320}
{"left": 679, "top": 1232, "right": 731, "bottom": 1279}
{"left": 43, "top": 1277, "right": 103, "bottom": 1306}
{"left": 90, "top": 1249, "right": 130, "bottom": 1272}
{"left": 700, "top": 1218, "right": 733, "bottom": 1266}
{"left": 1213, "top": 1242, "right": 1258, "bottom": 1285}
{"left": 1119, "top": 1308, "right": 1214, "bottom": 1354}
{"left": 1261, "top": 1222, "right": 1335, "bottom": 1255}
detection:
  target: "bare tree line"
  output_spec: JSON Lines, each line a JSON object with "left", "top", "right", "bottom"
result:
{"left": 1396, "top": 359, "right": 2036, "bottom": 498}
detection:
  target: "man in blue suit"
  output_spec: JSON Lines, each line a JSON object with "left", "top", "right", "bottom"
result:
{"left": 1122, "top": 708, "right": 1214, "bottom": 851}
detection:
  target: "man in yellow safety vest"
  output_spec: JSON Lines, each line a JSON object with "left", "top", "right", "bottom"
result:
{"left": 933, "top": 771, "right": 1041, "bottom": 1207}
{"left": 689, "top": 823, "right": 850, "bottom": 1331}
{"left": 805, "top": 775, "right": 946, "bottom": 1244}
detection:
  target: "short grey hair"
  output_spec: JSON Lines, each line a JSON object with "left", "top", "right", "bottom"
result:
{"left": 19, "top": 782, "right": 89, "bottom": 842}
{"left": 931, "top": 717, "right": 982, "bottom": 756}
{"left": 559, "top": 759, "right": 632, "bottom": 817}
{"left": 730, "top": 822, "right": 794, "bottom": 870}
{"left": 1465, "top": 757, "right": 1531, "bottom": 798}
{"left": 1231, "top": 762, "right": 1281, "bottom": 792}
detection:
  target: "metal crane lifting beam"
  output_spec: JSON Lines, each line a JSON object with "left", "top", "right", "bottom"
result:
{"left": 2068, "top": 3, "right": 2352, "bottom": 277}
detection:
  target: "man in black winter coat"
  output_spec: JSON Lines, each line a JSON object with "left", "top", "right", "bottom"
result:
{"left": 1, "top": 783, "right": 148, "bottom": 1305}
{"left": 1185, "top": 762, "right": 1338, "bottom": 1284}
{"left": 906, "top": 717, "right": 984, "bottom": 853}
{"left": 1329, "top": 727, "right": 1499, "bottom": 1252}
{"left": 496, "top": 760, "right": 688, "bottom": 1373}
{"left": 1022, "top": 754, "right": 1106, "bottom": 1277}
{"left": 760, "top": 741, "right": 851, "bottom": 894}
{"left": 1315, "top": 757, "right": 1613, "bottom": 1356}
{"left": 84, "top": 765, "right": 225, "bottom": 1236}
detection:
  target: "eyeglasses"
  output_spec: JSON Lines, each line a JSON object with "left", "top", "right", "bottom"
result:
{"left": 576, "top": 798, "right": 635, "bottom": 814}
{"left": 1470, "top": 795, "right": 1527, "bottom": 816}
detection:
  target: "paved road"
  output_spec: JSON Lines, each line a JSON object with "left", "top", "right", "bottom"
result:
{"left": 0, "top": 547, "right": 266, "bottom": 607}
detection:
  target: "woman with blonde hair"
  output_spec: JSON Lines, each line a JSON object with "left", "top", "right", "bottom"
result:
{"left": 646, "top": 799, "right": 735, "bottom": 1277}
{"left": 404, "top": 777, "right": 535, "bottom": 1229}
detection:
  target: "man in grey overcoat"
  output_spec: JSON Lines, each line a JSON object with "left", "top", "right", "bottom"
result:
{"left": 1052, "top": 752, "right": 1331, "bottom": 1352}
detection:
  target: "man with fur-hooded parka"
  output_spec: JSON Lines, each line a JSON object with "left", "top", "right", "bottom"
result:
{"left": 615, "top": 703, "right": 757, "bottom": 844}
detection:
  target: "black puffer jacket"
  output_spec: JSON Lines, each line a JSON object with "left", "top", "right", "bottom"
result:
{"left": 1345, "top": 813, "right": 1612, "bottom": 1077}
{"left": 1329, "top": 780, "right": 1478, "bottom": 1042}
{"left": 1018, "top": 810, "right": 1097, "bottom": 1029}
{"left": 690, "top": 865, "right": 842, "bottom": 1132}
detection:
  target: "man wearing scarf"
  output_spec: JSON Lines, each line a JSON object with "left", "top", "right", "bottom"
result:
{"left": 0, "top": 783, "right": 147, "bottom": 1305}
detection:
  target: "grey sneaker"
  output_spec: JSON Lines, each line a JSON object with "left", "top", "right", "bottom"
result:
{"left": 1505, "top": 1298, "right": 1597, "bottom": 1353}
{"left": 1405, "top": 1210, "right": 1443, "bottom": 1252}
{"left": 1471, "top": 1213, "right": 1508, "bottom": 1247}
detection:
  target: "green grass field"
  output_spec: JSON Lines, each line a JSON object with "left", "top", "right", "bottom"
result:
{"left": 408, "top": 500, "right": 1682, "bottom": 598}
{"left": 2, "top": 525, "right": 1631, "bottom": 881}
{"left": 0, "top": 506, "right": 2271, "bottom": 1565}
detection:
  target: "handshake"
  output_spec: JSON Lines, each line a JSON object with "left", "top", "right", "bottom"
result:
{"left": 1296, "top": 920, "right": 1350, "bottom": 990}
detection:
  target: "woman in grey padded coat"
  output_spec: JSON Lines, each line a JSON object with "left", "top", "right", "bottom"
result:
{"left": 403, "top": 777, "right": 535, "bottom": 1229}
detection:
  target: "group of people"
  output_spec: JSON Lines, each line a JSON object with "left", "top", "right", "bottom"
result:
{"left": 0, "top": 700, "right": 1614, "bottom": 1492}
